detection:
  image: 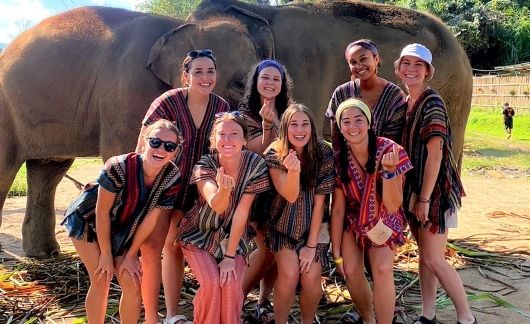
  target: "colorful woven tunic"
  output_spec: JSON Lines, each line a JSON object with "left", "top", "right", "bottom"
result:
{"left": 179, "top": 151, "right": 270, "bottom": 259}
{"left": 325, "top": 79, "right": 406, "bottom": 146}
{"left": 402, "top": 89, "right": 465, "bottom": 233}
{"left": 266, "top": 140, "right": 335, "bottom": 264}
{"left": 335, "top": 137, "right": 412, "bottom": 248}
{"left": 142, "top": 88, "right": 229, "bottom": 211}
{"left": 62, "top": 153, "right": 181, "bottom": 256}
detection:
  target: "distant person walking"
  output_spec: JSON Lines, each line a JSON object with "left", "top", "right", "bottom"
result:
{"left": 502, "top": 103, "right": 515, "bottom": 138}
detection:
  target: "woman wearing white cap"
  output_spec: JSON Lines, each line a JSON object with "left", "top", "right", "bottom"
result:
{"left": 395, "top": 43, "right": 476, "bottom": 324}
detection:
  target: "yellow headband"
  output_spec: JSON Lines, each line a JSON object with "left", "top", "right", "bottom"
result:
{"left": 335, "top": 98, "right": 371, "bottom": 126}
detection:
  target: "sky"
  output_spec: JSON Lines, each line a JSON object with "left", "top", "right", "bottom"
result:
{"left": 0, "top": 0, "right": 141, "bottom": 45}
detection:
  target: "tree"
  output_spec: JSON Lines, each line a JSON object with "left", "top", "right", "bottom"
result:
{"left": 137, "top": 0, "right": 262, "bottom": 19}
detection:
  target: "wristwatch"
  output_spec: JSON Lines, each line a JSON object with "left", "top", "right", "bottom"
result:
{"left": 381, "top": 170, "right": 397, "bottom": 180}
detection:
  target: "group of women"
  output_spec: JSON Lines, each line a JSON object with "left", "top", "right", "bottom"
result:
{"left": 62, "top": 40, "right": 475, "bottom": 324}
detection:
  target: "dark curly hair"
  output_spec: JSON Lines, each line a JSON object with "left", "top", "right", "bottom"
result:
{"left": 239, "top": 60, "right": 293, "bottom": 122}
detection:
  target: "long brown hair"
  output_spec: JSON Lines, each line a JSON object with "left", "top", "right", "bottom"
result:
{"left": 270, "top": 103, "right": 321, "bottom": 188}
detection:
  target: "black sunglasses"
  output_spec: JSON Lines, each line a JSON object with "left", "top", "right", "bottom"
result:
{"left": 187, "top": 49, "right": 213, "bottom": 59}
{"left": 147, "top": 137, "right": 179, "bottom": 153}
{"left": 215, "top": 111, "right": 243, "bottom": 118}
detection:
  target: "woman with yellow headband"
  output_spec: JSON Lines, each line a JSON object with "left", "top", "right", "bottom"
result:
{"left": 330, "top": 98, "right": 412, "bottom": 324}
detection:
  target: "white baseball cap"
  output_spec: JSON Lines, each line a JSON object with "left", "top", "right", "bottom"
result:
{"left": 394, "top": 43, "right": 435, "bottom": 80}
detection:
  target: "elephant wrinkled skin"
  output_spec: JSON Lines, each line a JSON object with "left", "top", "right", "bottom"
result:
{"left": 0, "top": 6, "right": 260, "bottom": 257}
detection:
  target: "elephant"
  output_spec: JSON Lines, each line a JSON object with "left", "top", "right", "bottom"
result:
{"left": 0, "top": 6, "right": 263, "bottom": 257}
{"left": 189, "top": 0, "right": 472, "bottom": 162}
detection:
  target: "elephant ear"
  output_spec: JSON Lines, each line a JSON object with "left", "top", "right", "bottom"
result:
{"left": 146, "top": 24, "right": 201, "bottom": 87}
{"left": 224, "top": 5, "right": 274, "bottom": 60}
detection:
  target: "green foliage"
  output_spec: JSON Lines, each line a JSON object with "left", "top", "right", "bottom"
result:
{"left": 370, "top": 0, "right": 530, "bottom": 68}
{"left": 136, "top": 0, "right": 202, "bottom": 19}
{"left": 136, "top": 0, "right": 261, "bottom": 19}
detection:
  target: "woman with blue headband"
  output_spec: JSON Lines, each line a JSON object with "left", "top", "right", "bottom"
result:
{"left": 239, "top": 59, "right": 293, "bottom": 324}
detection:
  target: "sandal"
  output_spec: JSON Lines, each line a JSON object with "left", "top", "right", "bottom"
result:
{"left": 164, "top": 315, "right": 192, "bottom": 324}
{"left": 339, "top": 311, "right": 363, "bottom": 324}
{"left": 413, "top": 315, "right": 437, "bottom": 324}
{"left": 255, "top": 300, "right": 275, "bottom": 324}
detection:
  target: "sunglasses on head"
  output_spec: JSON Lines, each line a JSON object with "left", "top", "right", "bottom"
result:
{"left": 187, "top": 49, "right": 213, "bottom": 59}
{"left": 147, "top": 137, "right": 179, "bottom": 153}
{"left": 215, "top": 111, "right": 243, "bottom": 118}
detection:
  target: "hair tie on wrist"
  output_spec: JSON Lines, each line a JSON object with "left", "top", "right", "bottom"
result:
{"left": 418, "top": 197, "right": 431, "bottom": 203}
{"left": 224, "top": 254, "right": 235, "bottom": 259}
{"left": 306, "top": 245, "right": 316, "bottom": 249}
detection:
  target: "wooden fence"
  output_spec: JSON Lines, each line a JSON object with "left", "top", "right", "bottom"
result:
{"left": 472, "top": 76, "right": 530, "bottom": 112}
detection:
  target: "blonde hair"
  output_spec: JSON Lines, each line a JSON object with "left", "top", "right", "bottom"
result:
{"left": 144, "top": 119, "right": 182, "bottom": 143}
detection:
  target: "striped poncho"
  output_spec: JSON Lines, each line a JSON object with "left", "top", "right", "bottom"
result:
{"left": 325, "top": 79, "right": 407, "bottom": 146}
{"left": 402, "top": 88, "right": 465, "bottom": 233}
{"left": 179, "top": 151, "right": 270, "bottom": 259}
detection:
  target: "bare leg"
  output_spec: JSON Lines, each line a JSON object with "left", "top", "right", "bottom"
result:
{"left": 418, "top": 228, "right": 475, "bottom": 323}
{"left": 115, "top": 256, "right": 142, "bottom": 324}
{"left": 368, "top": 246, "right": 396, "bottom": 324}
{"left": 273, "top": 248, "right": 300, "bottom": 324}
{"left": 242, "top": 227, "right": 275, "bottom": 297}
{"left": 299, "top": 261, "right": 323, "bottom": 324}
{"left": 140, "top": 211, "right": 171, "bottom": 324}
{"left": 162, "top": 210, "right": 185, "bottom": 320}
{"left": 24, "top": 158, "right": 74, "bottom": 257}
{"left": 341, "top": 231, "right": 375, "bottom": 324}
{"left": 72, "top": 238, "right": 111, "bottom": 323}
{"left": 260, "top": 263, "right": 277, "bottom": 303}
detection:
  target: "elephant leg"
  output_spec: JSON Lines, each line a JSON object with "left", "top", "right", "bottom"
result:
{"left": 0, "top": 158, "right": 25, "bottom": 228}
{"left": 23, "top": 158, "right": 75, "bottom": 258}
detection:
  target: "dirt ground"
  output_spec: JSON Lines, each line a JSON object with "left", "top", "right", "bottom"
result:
{"left": 1, "top": 160, "right": 529, "bottom": 323}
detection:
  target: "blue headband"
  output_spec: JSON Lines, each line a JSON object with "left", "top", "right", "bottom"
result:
{"left": 256, "top": 59, "right": 285, "bottom": 78}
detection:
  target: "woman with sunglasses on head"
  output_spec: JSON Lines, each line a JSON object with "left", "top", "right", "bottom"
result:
{"left": 331, "top": 99, "right": 412, "bottom": 324}
{"left": 179, "top": 112, "right": 270, "bottom": 323}
{"left": 136, "top": 49, "right": 229, "bottom": 324}
{"left": 62, "top": 119, "right": 183, "bottom": 324}
{"left": 265, "top": 104, "right": 334, "bottom": 324}
{"left": 395, "top": 44, "right": 474, "bottom": 324}
{"left": 325, "top": 39, "right": 406, "bottom": 147}
{"left": 238, "top": 59, "right": 293, "bottom": 324}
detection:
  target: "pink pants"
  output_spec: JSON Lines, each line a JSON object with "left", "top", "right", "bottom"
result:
{"left": 181, "top": 244, "right": 245, "bottom": 324}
